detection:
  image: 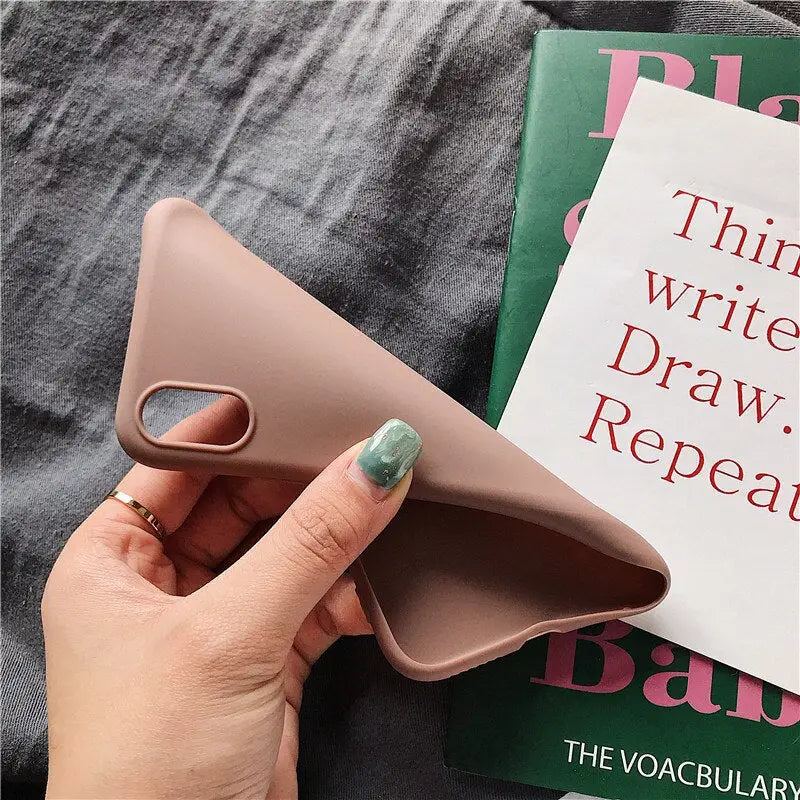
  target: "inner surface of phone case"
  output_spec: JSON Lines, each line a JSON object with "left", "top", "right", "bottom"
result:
{"left": 115, "top": 198, "right": 670, "bottom": 681}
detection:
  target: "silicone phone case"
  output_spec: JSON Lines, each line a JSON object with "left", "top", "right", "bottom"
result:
{"left": 115, "top": 198, "right": 669, "bottom": 681}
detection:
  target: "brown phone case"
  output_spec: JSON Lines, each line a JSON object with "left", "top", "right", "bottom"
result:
{"left": 115, "top": 198, "right": 669, "bottom": 681}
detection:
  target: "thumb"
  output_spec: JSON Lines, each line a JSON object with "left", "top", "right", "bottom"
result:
{"left": 197, "top": 419, "right": 422, "bottom": 652}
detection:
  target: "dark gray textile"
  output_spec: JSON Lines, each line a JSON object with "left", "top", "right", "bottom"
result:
{"left": 2, "top": 2, "right": 798, "bottom": 798}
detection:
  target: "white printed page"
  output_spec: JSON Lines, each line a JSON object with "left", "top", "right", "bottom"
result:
{"left": 500, "top": 79, "right": 800, "bottom": 693}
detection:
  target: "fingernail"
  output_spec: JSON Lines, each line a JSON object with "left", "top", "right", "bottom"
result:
{"left": 348, "top": 419, "right": 422, "bottom": 495}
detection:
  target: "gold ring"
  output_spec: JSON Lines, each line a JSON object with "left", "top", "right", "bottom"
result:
{"left": 105, "top": 490, "right": 168, "bottom": 541}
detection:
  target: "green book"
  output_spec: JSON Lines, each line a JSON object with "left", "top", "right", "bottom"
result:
{"left": 448, "top": 31, "right": 800, "bottom": 800}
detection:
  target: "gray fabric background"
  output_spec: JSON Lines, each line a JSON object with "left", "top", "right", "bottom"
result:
{"left": 3, "top": 2, "right": 798, "bottom": 798}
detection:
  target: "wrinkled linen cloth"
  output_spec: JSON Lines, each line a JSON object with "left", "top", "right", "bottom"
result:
{"left": 3, "top": 2, "right": 798, "bottom": 798}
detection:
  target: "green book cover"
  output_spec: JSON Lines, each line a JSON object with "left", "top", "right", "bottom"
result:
{"left": 447, "top": 622, "right": 800, "bottom": 799}
{"left": 449, "top": 31, "right": 800, "bottom": 800}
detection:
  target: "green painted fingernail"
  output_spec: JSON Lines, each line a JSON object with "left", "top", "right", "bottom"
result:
{"left": 355, "top": 419, "right": 422, "bottom": 490}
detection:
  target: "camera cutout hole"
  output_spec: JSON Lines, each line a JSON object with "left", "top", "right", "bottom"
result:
{"left": 141, "top": 388, "right": 250, "bottom": 447}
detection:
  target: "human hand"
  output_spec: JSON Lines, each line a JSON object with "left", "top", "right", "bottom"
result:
{"left": 42, "top": 399, "right": 422, "bottom": 800}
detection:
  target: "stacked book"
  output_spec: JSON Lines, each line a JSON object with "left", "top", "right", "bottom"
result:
{"left": 446, "top": 31, "right": 800, "bottom": 800}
